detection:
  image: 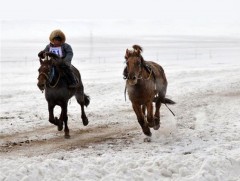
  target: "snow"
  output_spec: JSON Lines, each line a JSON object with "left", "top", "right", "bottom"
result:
{"left": 1, "top": 21, "right": 240, "bottom": 180}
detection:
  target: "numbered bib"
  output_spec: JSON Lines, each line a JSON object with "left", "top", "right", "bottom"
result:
{"left": 49, "top": 47, "right": 63, "bottom": 57}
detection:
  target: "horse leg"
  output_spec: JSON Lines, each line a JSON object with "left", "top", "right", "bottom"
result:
{"left": 60, "top": 102, "right": 70, "bottom": 139}
{"left": 80, "top": 101, "right": 88, "bottom": 126}
{"left": 142, "top": 105, "right": 146, "bottom": 116}
{"left": 48, "top": 103, "right": 58, "bottom": 126}
{"left": 75, "top": 87, "right": 88, "bottom": 126}
{"left": 153, "top": 100, "right": 161, "bottom": 130}
{"left": 132, "top": 103, "right": 151, "bottom": 137}
{"left": 146, "top": 101, "right": 154, "bottom": 128}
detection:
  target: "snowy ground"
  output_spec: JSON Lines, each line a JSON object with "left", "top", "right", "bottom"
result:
{"left": 1, "top": 35, "right": 240, "bottom": 180}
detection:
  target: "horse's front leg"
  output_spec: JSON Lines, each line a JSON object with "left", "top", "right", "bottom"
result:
{"left": 132, "top": 103, "right": 151, "bottom": 137}
{"left": 142, "top": 105, "right": 146, "bottom": 116}
{"left": 59, "top": 102, "right": 70, "bottom": 139}
{"left": 48, "top": 103, "right": 57, "bottom": 126}
{"left": 146, "top": 101, "right": 154, "bottom": 128}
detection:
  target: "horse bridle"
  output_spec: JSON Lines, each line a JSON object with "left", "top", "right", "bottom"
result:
{"left": 38, "top": 66, "right": 60, "bottom": 88}
{"left": 38, "top": 72, "right": 49, "bottom": 80}
{"left": 126, "top": 57, "right": 153, "bottom": 81}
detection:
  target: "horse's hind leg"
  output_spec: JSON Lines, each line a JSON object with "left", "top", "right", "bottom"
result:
{"left": 79, "top": 100, "right": 88, "bottom": 126}
{"left": 60, "top": 102, "right": 70, "bottom": 139}
{"left": 75, "top": 88, "right": 88, "bottom": 126}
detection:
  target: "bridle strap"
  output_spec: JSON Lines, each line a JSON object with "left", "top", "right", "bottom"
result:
{"left": 38, "top": 72, "right": 49, "bottom": 80}
{"left": 38, "top": 71, "right": 60, "bottom": 88}
{"left": 48, "top": 73, "right": 60, "bottom": 88}
{"left": 137, "top": 67, "right": 153, "bottom": 80}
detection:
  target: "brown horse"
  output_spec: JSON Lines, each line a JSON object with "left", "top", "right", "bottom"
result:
{"left": 37, "top": 52, "right": 90, "bottom": 138}
{"left": 124, "top": 45, "right": 175, "bottom": 140}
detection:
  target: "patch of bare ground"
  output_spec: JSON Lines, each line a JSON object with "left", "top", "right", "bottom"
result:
{"left": 0, "top": 123, "right": 138, "bottom": 157}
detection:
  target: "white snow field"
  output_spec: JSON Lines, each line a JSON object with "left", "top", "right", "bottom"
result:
{"left": 0, "top": 21, "right": 240, "bottom": 180}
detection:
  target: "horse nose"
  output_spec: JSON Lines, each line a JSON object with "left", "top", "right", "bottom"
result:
{"left": 37, "top": 82, "right": 42, "bottom": 87}
{"left": 132, "top": 76, "right": 136, "bottom": 80}
{"left": 37, "top": 82, "right": 44, "bottom": 90}
{"left": 128, "top": 73, "right": 136, "bottom": 80}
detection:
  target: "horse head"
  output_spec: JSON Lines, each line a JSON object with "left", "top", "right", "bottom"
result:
{"left": 37, "top": 52, "right": 60, "bottom": 91}
{"left": 125, "top": 45, "right": 144, "bottom": 85}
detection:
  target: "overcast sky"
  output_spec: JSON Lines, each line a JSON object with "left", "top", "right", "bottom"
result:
{"left": 1, "top": 0, "right": 240, "bottom": 24}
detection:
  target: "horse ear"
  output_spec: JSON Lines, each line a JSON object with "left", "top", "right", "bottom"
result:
{"left": 125, "top": 49, "right": 129, "bottom": 59}
{"left": 136, "top": 49, "right": 141, "bottom": 55}
{"left": 39, "top": 58, "right": 43, "bottom": 64}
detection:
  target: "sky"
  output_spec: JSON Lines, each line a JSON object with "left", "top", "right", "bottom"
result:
{"left": 0, "top": 0, "right": 240, "bottom": 25}
{"left": 1, "top": 0, "right": 240, "bottom": 41}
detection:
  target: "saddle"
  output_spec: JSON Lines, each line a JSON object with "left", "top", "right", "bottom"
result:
{"left": 70, "top": 65, "right": 80, "bottom": 85}
{"left": 142, "top": 63, "right": 156, "bottom": 81}
{"left": 49, "top": 63, "right": 80, "bottom": 86}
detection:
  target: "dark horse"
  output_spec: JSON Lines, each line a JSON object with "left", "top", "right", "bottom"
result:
{"left": 37, "top": 52, "right": 90, "bottom": 138}
{"left": 124, "top": 45, "right": 175, "bottom": 140}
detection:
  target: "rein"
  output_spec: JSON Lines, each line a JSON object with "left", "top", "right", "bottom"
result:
{"left": 137, "top": 66, "right": 153, "bottom": 80}
{"left": 38, "top": 72, "right": 49, "bottom": 80}
{"left": 49, "top": 73, "right": 60, "bottom": 88}
{"left": 164, "top": 103, "right": 175, "bottom": 116}
{"left": 38, "top": 71, "right": 61, "bottom": 89}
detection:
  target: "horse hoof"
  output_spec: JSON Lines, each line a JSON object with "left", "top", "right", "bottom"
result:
{"left": 144, "top": 131, "right": 152, "bottom": 137}
{"left": 147, "top": 122, "right": 154, "bottom": 128}
{"left": 83, "top": 118, "right": 88, "bottom": 126}
{"left": 144, "top": 137, "right": 151, "bottom": 142}
{"left": 153, "top": 116, "right": 160, "bottom": 130}
{"left": 153, "top": 124, "right": 160, "bottom": 130}
{"left": 58, "top": 123, "right": 63, "bottom": 131}
{"left": 64, "top": 134, "right": 70, "bottom": 139}
{"left": 58, "top": 126, "right": 63, "bottom": 131}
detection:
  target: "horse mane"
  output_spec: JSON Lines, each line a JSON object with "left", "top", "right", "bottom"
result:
{"left": 125, "top": 44, "right": 145, "bottom": 64}
{"left": 124, "top": 45, "right": 145, "bottom": 65}
{"left": 125, "top": 45, "right": 155, "bottom": 79}
{"left": 132, "top": 45, "right": 143, "bottom": 52}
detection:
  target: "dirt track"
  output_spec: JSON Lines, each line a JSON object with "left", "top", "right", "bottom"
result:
{"left": 0, "top": 123, "right": 138, "bottom": 157}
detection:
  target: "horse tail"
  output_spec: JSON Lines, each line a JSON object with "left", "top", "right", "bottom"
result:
{"left": 160, "top": 97, "right": 176, "bottom": 116}
{"left": 162, "top": 97, "right": 176, "bottom": 105}
{"left": 154, "top": 95, "right": 176, "bottom": 105}
{"left": 84, "top": 94, "right": 90, "bottom": 107}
